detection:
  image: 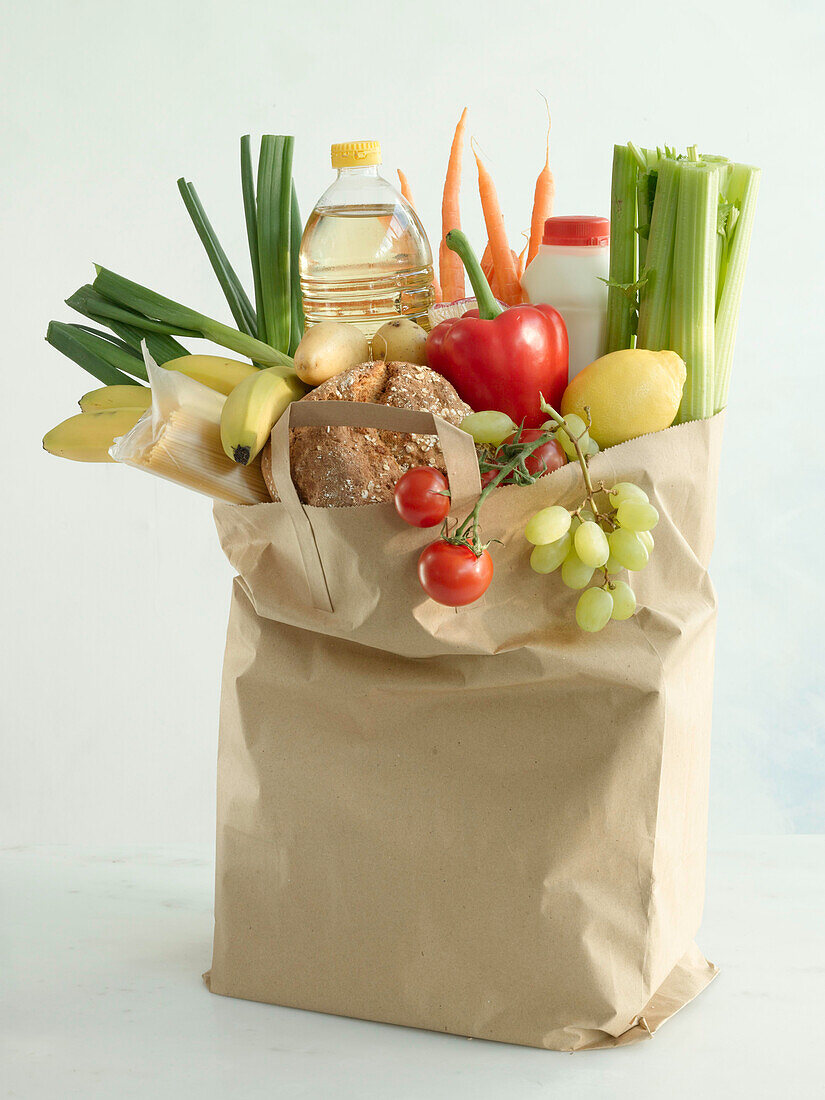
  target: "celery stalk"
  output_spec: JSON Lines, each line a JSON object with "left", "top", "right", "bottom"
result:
{"left": 92, "top": 266, "right": 295, "bottom": 372}
{"left": 631, "top": 145, "right": 658, "bottom": 273}
{"left": 636, "top": 157, "right": 680, "bottom": 351}
{"left": 177, "top": 178, "right": 257, "bottom": 337}
{"left": 671, "top": 163, "right": 720, "bottom": 423}
{"left": 714, "top": 164, "right": 760, "bottom": 411}
{"left": 606, "top": 144, "right": 638, "bottom": 352}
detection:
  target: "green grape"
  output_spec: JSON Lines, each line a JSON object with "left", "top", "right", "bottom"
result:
{"left": 608, "top": 528, "right": 650, "bottom": 571}
{"left": 609, "top": 580, "right": 637, "bottom": 620}
{"left": 616, "top": 500, "right": 659, "bottom": 532}
{"left": 575, "top": 586, "right": 613, "bottom": 632}
{"left": 574, "top": 520, "right": 609, "bottom": 567}
{"left": 459, "top": 410, "right": 518, "bottom": 447}
{"left": 638, "top": 530, "right": 654, "bottom": 554}
{"left": 524, "top": 505, "right": 571, "bottom": 546}
{"left": 530, "top": 532, "right": 571, "bottom": 574}
{"left": 561, "top": 548, "right": 595, "bottom": 590}
{"left": 570, "top": 509, "right": 594, "bottom": 539}
{"left": 585, "top": 437, "right": 600, "bottom": 456}
{"left": 604, "top": 552, "right": 624, "bottom": 575}
{"left": 607, "top": 482, "right": 649, "bottom": 508}
{"left": 549, "top": 413, "right": 590, "bottom": 458}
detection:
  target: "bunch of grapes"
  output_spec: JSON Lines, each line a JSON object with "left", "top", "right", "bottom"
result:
{"left": 525, "top": 407, "right": 659, "bottom": 632}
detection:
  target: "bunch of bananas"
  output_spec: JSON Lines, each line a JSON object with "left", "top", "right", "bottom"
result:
{"left": 42, "top": 355, "right": 305, "bottom": 466}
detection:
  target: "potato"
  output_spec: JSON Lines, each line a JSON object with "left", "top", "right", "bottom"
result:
{"left": 294, "top": 321, "right": 370, "bottom": 386}
{"left": 371, "top": 318, "right": 428, "bottom": 366}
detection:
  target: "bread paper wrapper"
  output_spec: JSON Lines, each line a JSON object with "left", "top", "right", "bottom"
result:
{"left": 206, "top": 405, "right": 724, "bottom": 1051}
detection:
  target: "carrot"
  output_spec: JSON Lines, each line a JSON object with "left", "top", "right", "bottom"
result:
{"left": 473, "top": 143, "right": 520, "bottom": 306}
{"left": 518, "top": 241, "right": 529, "bottom": 279}
{"left": 527, "top": 96, "right": 555, "bottom": 266}
{"left": 397, "top": 169, "right": 414, "bottom": 206}
{"left": 480, "top": 241, "right": 494, "bottom": 284}
{"left": 439, "top": 108, "right": 468, "bottom": 302}
{"left": 398, "top": 169, "right": 442, "bottom": 302}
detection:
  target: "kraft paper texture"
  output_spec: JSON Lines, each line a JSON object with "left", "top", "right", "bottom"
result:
{"left": 206, "top": 405, "right": 723, "bottom": 1051}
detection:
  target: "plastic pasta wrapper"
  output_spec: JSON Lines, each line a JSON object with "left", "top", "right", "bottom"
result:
{"left": 110, "top": 348, "right": 269, "bottom": 505}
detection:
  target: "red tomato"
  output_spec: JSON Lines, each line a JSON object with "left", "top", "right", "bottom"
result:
{"left": 503, "top": 429, "right": 566, "bottom": 478}
{"left": 394, "top": 467, "right": 450, "bottom": 528}
{"left": 418, "top": 540, "right": 493, "bottom": 606}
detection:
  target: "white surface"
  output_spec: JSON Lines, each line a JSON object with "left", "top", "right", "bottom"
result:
{"left": 2, "top": 0, "right": 823, "bottom": 846}
{"left": 2, "top": 839, "right": 823, "bottom": 1097}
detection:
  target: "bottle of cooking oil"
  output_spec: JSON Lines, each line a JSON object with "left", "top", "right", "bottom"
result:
{"left": 299, "top": 141, "right": 435, "bottom": 339}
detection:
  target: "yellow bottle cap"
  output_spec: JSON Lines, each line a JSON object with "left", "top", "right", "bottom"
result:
{"left": 331, "top": 140, "right": 381, "bottom": 169}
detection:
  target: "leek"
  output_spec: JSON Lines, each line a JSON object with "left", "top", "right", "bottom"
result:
{"left": 240, "top": 135, "right": 264, "bottom": 340}
{"left": 256, "top": 135, "right": 294, "bottom": 354}
{"left": 288, "top": 184, "right": 305, "bottom": 356}
{"left": 66, "top": 285, "right": 187, "bottom": 364}
{"left": 46, "top": 322, "right": 146, "bottom": 386}
{"left": 606, "top": 144, "right": 638, "bottom": 352}
{"left": 637, "top": 157, "right": 680, "bottom": 351}
{"left": 714, "top": 164, "right": 760, "bottom": 412}
{"left": 177, "top": 178, "right": 257, "bottom": 337}
{"left": 92, "top": 266, "right": 295, "bottom": 373}
{"left": 671, "top": 163, "right": 720, "bottom": 423}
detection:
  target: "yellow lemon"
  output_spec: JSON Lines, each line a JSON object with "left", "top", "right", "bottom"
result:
{"left": 561, "top": 349, "right": 686, "bottom": 449}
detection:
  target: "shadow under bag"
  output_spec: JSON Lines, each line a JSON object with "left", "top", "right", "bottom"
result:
{"left": 206, "top": 401, "right": 723, "bottom": 1051}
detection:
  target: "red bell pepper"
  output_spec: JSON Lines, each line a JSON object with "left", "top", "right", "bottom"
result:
{"left": 426, "top": 230, "right": 568, "bottom": 427}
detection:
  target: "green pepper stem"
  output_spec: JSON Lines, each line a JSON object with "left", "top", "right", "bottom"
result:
{"left": 445, "top": 230, "right": 503, "bottom": 320}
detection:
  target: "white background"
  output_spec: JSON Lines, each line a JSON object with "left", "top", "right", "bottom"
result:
{"left": 2, "top": 0, "right": 822, "bottom": 845}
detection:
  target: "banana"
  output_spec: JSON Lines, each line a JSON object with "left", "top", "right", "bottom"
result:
{"left": 79, "top": 384, "right": 152, "bottom": 412}
{"left": 220, "top": 369, "right": 306, "bottom": 465}
{"left": 42, "top": 408, "right": 145, "bottom": 463}
{"left": 163, "top": 354, "right": 258, "bottom": 395}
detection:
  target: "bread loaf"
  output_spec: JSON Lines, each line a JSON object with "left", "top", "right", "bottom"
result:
{"left": 261, "top": 360, "right": 472, "bottom": 507}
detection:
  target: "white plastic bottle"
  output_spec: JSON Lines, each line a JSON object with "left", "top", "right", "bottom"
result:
{"left": 299, "top": 140, "right": 434, "bottom": 339}
{"left": 521, "top": 216, "right": 610, "bottom": 381}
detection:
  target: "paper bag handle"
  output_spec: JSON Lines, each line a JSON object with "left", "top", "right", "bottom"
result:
{"left": 269, "top": 400, "right": 482, "bottom": 613}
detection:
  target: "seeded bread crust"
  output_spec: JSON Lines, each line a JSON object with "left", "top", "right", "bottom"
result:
{"left": 261, "top": 360, "right": 472, "bottom": 507}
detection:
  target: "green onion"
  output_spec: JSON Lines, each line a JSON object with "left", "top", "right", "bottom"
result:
{"left": 256, "top": 136, "right": 294, "bottom": 354}
{"left": 288, "top": 183, "right": 305, "bottom": 356}
{"left": 671, "top": 163, "right": 720, "bottom": 422}
{"left": 66, "top": 285, "right": 188, "bottom": 363}
{"left": 714, "top": 164, "right": 760, "bottom": 412}
{"left": 92, "top": 265, "right": 294, "bottom": 373}
{"left": 240, "top": 135, "right": 264, "bottom": 340}
{"left": 606, "top": 144, "right": 638, "bottom": 352}
{"left": 177, "top": 178, "right": 257, "bottom": 337}
{"left": 637, "top": 157, "right": 680, "bottom": 351}
{"left": 46, "top": 322, "right": 147, "bottom": 385}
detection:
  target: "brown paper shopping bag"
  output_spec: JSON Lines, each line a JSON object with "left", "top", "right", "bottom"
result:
{"left": 206, "top": 400, "right": 723, "bottom": 1051}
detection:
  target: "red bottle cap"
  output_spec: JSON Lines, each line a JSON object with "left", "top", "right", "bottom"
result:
{"left": 542, "top": 216, "right": 610, "bottom": 247}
